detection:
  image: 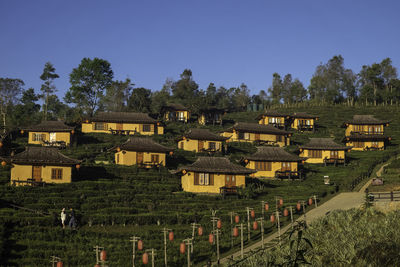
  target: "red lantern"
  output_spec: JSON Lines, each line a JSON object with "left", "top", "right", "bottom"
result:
{"left": 142, "top": 252, "right": 149, "bottom": 265}
{"left": 217, "top": 219, "right": 222, "bottom": 229}
{"left": 209, "top": 233, "right": 214, "bottom": 244}
{"left": 283, "top": 208, "right": 289, "bottom": 217}
{"left": 270, "top": 214, "right": 276, "bottom": 223}
{"left": 233, "top": 227, "right": 239, "bottom": 237}
{"left": 1, "top": 161, "right": 6, "bottom": 167}
{"left": 250, "top": 210, "right": 255, "bottom": 219}
{"left": 180, "top": 242, "right": 186, "bottom": 254}
{"left": 296, "top": 202, "right": 301, "bottom": 211}
{"left": 253, "top": 221, "right": 258, "bottom": 230}
{"left": 234, "top": 215, "right": 240, "bottom": 223}
{"left": 20, "top": 130, "right": 24, "bottom": 134}
{"left": 116, "top": 147, "right": 121, "bottom": 152}
{"left": 100, "top": 250, "right": 106, "bottom": 261}
{"left": 169, "top": 151, "right": 174, "bottom": 156}
{"left": 138, "top": 240, "right": 143, "bottom": 251}
{"left": 57, "top": 262, "right": 63, "bottom": 267}
{"left": 198, "top": 226, "right": 203, "bottom": 236}
{"left": 75, "top": 164, "right": 80, "bottom": 170}
{"left": 279, "top": 198, "right": 283, "bottom": 206}
{"left": 169, "top": 231, "right": 174, "bottom": 241}
{"left": 308, "top": 198, "right": 313, "bottom": 206}
{"left": 71, "top": 130, "right": 75, "bottom": 135}
{"left": 265, "top": 203, "right": 269, "bottom": 211}
{"left": 0, "top": 142, "right": 3, "bottom": 148}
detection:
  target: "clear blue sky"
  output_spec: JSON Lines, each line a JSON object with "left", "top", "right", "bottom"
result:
{"left": 1, "top": 0, "right": 399, "bottom": 97}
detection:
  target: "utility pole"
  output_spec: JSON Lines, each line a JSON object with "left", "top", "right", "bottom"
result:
{"left": 276, "top": 210, "right": 281, "bottom": 246}
{"left": 182, "top": 238, "right": 193, "bottom": 267}
{"left": 255, "top": 217, "right": 265, "bottom": 249}
{"left": 210, "top": 209, "right": 218, "bottom": 234}
{"left": 235, "top": 223, "right": 245, "bottom": 259}
{"left": 50, "top": 256, "right": 61, "bottom": 267}
{"left": 145, "top": 249, "right": 157, "bottom": 267}
{"left": 289, "top": 206, "right": 294, "bottom": 229}
{"left": 161, "top": 228, "right": 171, "bottom": 266}
{"left": 210, "top": 216, "right": 219, "bottom": 245}
{"left": 246, "top": 207, "right": 253, "bottom": 241}
{"left": 130, "top": 236, "right": 141, "bottom": 267}
{"left": 229, "top": 211, "right": 239, "bottom": 248}
{"left": 302, "top": 201, "right": 307, "bottom": 226}
{"left": 313, "top": 195, "right": 318, "bottom": 208}
{"left": 93, "top": 245, "right": 104, "bottom": 265}
{"left": 190, "top": 223, "right": 200, "bottom": 253}
{"left": 212, "top": 229, "right": 221, "bottom": 264}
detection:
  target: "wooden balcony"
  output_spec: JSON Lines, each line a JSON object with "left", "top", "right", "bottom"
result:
{"left": 268, "top": 122, "right": 286, "bottom": 129}
{"left": 350, "top": 131, "right": 384, "bottom": 135}
{"left": 296, "top": 124, "right": 315, "bottom": 132}
{"left": 12, "top": 178, "right": 46, "bottom": 187}
{"left": 42, "top": 140, "right": 66, "bottom": 148}
{"left": 137, "top": 161, "right": 162, "bottom": 169}
{"left": 109, "top": 129, "right": 133, "bottom": 135}
{"left": 275, "top": 170, "right": 302, "bottom": 180}
{"left": 220, "top": 186, "right": 238, "bottom": 196}
{"left": 324, "top": 158, "right": 346, "bottom": 166}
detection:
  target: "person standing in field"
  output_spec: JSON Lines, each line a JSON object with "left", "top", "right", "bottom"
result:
{"left": 61, "top": 208, "right": 66, "bottom": 228}
{"left": 68, "top": 208, "right": 77, "bottom": 229}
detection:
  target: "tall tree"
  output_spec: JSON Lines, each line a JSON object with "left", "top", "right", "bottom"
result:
{"left": 40, "top": 62, "right": 59, "bottom": 120}
{"left": 380, "top": 58, "right": 398, "bottom": 105}
{"left": 205, "top": 83, "right": 217, "bottom": 106}
{"left": 358, "top": 63, "right": 383, "bottom": 106}
{"left": 151, "top": 78, "right": 172, "bottom": 114}
{"left": 65, "top": 57, "right": 113, "bottom": 116}
{"left": 47, "top": 94, "right": 70, "bottom": 120}
{"left": 103, "top": 78, "right": 133, "bottom": 112}
{"left": 268, "top": 73, "right": 283, "bottom": 104}
{"left": 232, "top": 83, "right": 251, "bottom": 111}
{"left": 0, "top": 78, "right": 24, "bottom": 133}
{"left": 11, "top": 88, "right": 41, "bottom": 127}
{"left": 127, "top": 87, "right": 152, "bottom": 113}
{"left": 171, "top": 69, "right": 201, "bottom": 112}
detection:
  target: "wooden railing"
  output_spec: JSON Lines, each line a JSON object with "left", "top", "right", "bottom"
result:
{"left": 324, "top": 158, "right": 346, "bottom": 166}
{"left": 350, "top": 131, "right": 384, "bottom": 135}
{"left": 369, "top": 191, "right": 400, "bottom": 201}
{"left": 275, "top": 170, "right": 301, "bottom": 180}
{"left": 296, "top": 124, "right": 315, "bottom": 131}
{"left": 12, "top": 179, "right": 45, "bottom": 187}
{"left": 220, "top": 186, "right": 238, "bottom": 196}
{"left": 42, "top": 140, "right": 66, "bottom": 148}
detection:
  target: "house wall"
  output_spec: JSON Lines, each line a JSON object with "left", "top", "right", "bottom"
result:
{"left": 258, "top": 116, "right": 287, "bottom": 125}
{"left": 345, "top": 141, "right": 385, "bottom": 151}
{"left": 28, "top": 131, "right": 71, "bottom": 145}
{"left": 221, "top": 131, "right": 289, "bottom": 147}
{"left": 345, "top": 124, "right": 384, "bottom": 136}
{"left": 300, "top": 149, "right": 345, "bottom": 163}
{"left": 114, "top": 151, "right": 167, "bottom": 166}
{"left": 82, "top": 122, "right": 161, "bottom": 135}
{"left": 11, "top": 164, "right": 72, "bottom": 185}
{"left": 181, "top": 171, "right": 246, "bottom": 193}
{"left": 291, "top": 118, "right": 315, "bottom": 129}
{"left": 178, "top": 139, "right": 223, "bottom": 152}
{"left": 163, "top": 111, "right": 190, "bottom": 123}
{"left": 246, "top": 161, "right": 298, "bottom": 178}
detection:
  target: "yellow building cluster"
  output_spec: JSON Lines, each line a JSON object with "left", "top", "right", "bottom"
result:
{"left": 178, "top": 128, "right": 228, "bottom": 153}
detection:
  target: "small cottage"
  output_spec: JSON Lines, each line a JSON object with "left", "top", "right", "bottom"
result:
{"left": 299, "top": 138, "right": 350, "bottom": 165}
{"left": 82, "top": 112, "right": 164, "bottom": 135}
{"left": 198, "top": 107, "right": 225, "bottom": 125}
{"left": 10, "top": 147, "right": 80, "bottom": 186}
{"left": 22, "top": 121, "right": 75, "bottom": 147}
{"left": 176, "top": 157, "right": 255, "bottom": 194}
{"left": 243, "top": 146, "right": 303, "bottom": 179}
{"left": 290, "top": 112, "right": 319, "bottom": 132}
{"left": 256, "top": 110, "right": 290, "bottom": 129}
{"left": 343, "top": 115, "right": 390, "bottom": 151}
{"left": 161, "top": 104, "right": 190, "bottom": 123}
{"left": 178, "top": 128, "right": 228, "bottom": 153}
{"left": 112, "top": 137, "right": 173, "bottom": 167}
{"left": 221, "top": 122, "right": 291, "bottom": 147}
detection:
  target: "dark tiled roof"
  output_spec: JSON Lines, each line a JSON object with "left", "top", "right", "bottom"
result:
{"left": 11, "top": 147, "right": 80, "bottom": 166}
{"left": 244, "top": 147, "right": 302, "bottom": 162}
{"left": 291, "top": 112, "right": 319, "bottom": 119}
{"left": 89, "top": 112, "right": 157, "bottom": 124}
{"left": 22, "top": 121, "right": 74, "bottom": 132}
{"left": 256, "top": 110, "right": 289, "bottom": 120}
{"left": 162, "top": 103, "right": 189, "bottom": 111}
{"left": 115, "top": 137, "right": 173, "bottom": 153}
{"left": 177, "top": 157, "right": 256, "bottom": 174}
{"left": 225, "top": 122, "right": 291, "bottom": 135}
{"left": 345, "top": 134, "right": 389, "bottom": 141}
{"left": 345, "top": 115, "right": 389, "bottom": 125}
{"left": 300, "top": 138, "right": 348, "bottom": 150}
{"left": 180, "top": 129, "right": 228, "bottom": 141}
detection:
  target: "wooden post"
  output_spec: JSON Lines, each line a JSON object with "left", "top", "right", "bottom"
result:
{"left": 190, "top": 223, "right": 200, "bottom": 253}
{"left": 302, "top": 201, "right": 307, "bottom": 226}
{"left": 182, "top": 238, "right": 193, "bottom": 267}
{"left": 50, "top": 256, "right": 61, "bottom": 267}
{"left": 289, "top": 206, "right": 294, "bottom": 229}
{"left": 256, "top": 217, "right": 264, "bottom": 249}
{"left": 239, "top": 223, "right": 244, "bottom": 259}
{"left": 210, "top": 217, "right": 219, "bottom": 245}
{"left": 130, "top": 236, "right": 141, "bottom": 267}
{"left": 276, "top": 211, "right": 281, "bottom": 245}
{"left": 314, "top": 195, "right": 318, "bottom": 208}
{"left": 246, "top": 207, "right": 253, "bottom": 241}
{"left": 213, "top": 229, "right": 220, "bottom": 264}
{"left": 145, "top": 249, "right": 157, "bottom": 267}
{"left": 161, "top": 228, "right": 171, "bottom": 267}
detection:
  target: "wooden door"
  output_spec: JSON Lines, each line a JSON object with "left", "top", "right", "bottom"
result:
{"left": 32, "top": 166, "right": 42, "bottom": 182}
{"left": 116, "top": 123, "right": 123, "bottom": 131}
{"left": 198, "top": 141, "right": 204, "bottom": 151}
{"left": 136, "top": 152, "right": 144, "bottom": 164}
{"left": 225, "top": 175, "right": 236, "bottom": 187}
{"left": 255, "top": 133, "right": 260, "bottom": 141}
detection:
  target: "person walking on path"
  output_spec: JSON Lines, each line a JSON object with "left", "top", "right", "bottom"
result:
{"left": 60, "top": 208, "right": 67, "bottom": 229}
{"left": 68, "top": 208, "right": 77, "bottom": 229}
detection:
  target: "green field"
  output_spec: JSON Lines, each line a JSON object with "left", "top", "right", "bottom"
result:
{"left": 0, "top": 105, "right": 399, "bottom": 266}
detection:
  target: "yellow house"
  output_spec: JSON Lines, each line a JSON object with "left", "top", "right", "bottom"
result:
{"left": 243, "top": 147, "right": 303, "bottom": 179}
{"left": 178, "top": 128, "right": 228, "bottom": 153}
{"left": 9, "top": 147, "right": 80, "bottom": 186}
{"left": 113, "top": 137, "right": 173, "bottom": 167}
{"left": 176, "top": 157, "right": 255, "bottom": 194}
{"left": 161, "top": 104, "right": 190, "bottom": 123}
{"left": 299, "top": 138, "right": 350, "bottom": 165}
{"left": 256, "top": 110, "right": 290, "bottom": 130}
{"left": 82, "top": 112, "right": 164, "bottom": 135}
{"left": 221, "top": 122, "right": 291, "bottom": 147}
{"left": 198, "top": 107, "right": 225, "bottom": 125}
{"left": 22, "top": 121, "right": 75, "bottom": 147}
{"left": 343, "top": 115, "right": 390, "bottom": 151}
{"left": 290, "top": 112, "right": 319, "bottom": 132}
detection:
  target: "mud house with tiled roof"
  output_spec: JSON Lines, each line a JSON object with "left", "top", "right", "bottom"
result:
{"left": 299, "top": 138, "right": 351, "bottom": 165}
{"left": 290, "top": 112, "right": 319, "bottom": 132}
{"left": 177, "top": 128, "right": 228, "bottom": 153}
{"left": 176, "top": 157, "right": 255, "bottom": 194}
{"left": 161, "top": 103, "right": 190, "bottom": 123}
{"left": 221, "top": 122, "right": 291, "bottom": 147}
{"left": 198, "top": 107, "right": 225, "bottom": 125}
{"left": 82, "top": 112, "right": 164, "bottom": 135}
{"left": 9, "top": 147, "right": 81, "bottom": 186}
{"left": 256, "top": 110, "right": 290, "bottom": 130}
{"left": 22, "top": 120, "right": 75, "bottom": 147}
{"left": 111, "top": 137, "right": 173, "bottom": 167}
{"left": 343, "top": 115, "right": 390, "bottom": 151}
{"left": 243, "top": 147, "right": 304, "bottom": 179}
